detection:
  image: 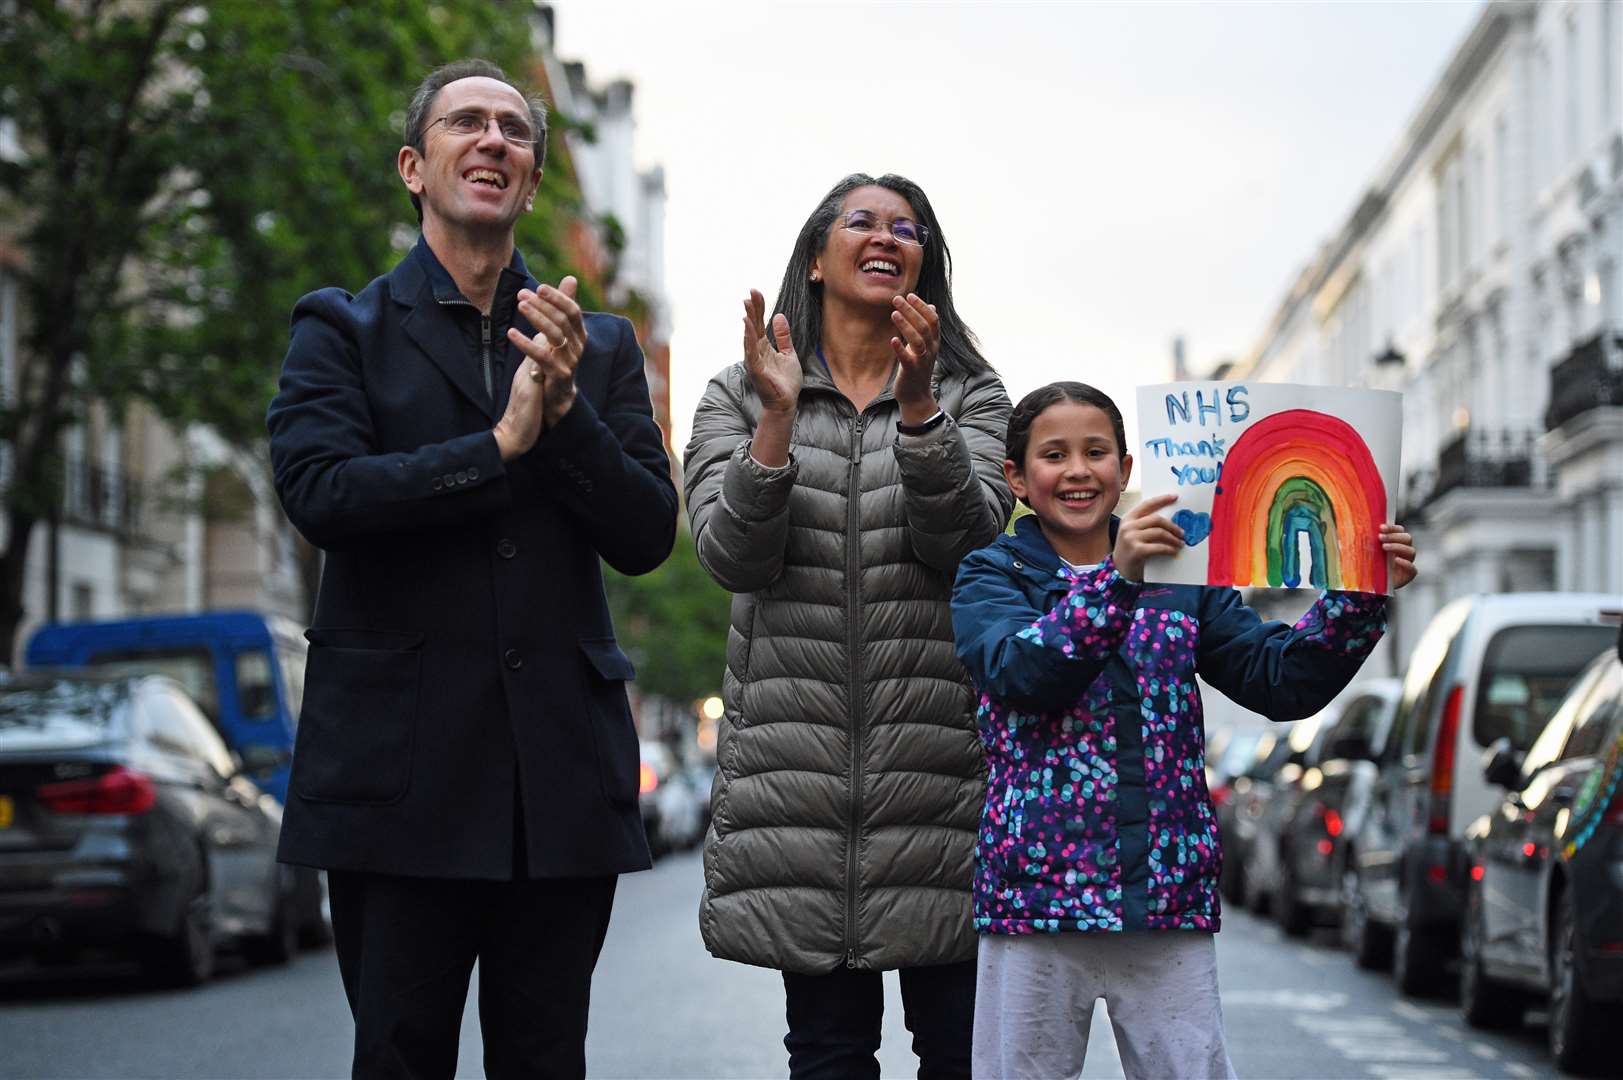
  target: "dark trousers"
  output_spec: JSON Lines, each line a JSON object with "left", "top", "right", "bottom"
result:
{"left": 782, "top": 960, "right": 976, "bottom": 1080}
{"left": 328, "top": 870, "right": 617, "bottom": 1080}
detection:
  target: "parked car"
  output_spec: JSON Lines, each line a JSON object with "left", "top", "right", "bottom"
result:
{"left": 1343, "top": 593, "right": 1622, "bottom": 995}
{"left": 1258, "top": 679, "right": 1402, "bottom": 936}
{"left": 25, "top": 611, "right": 326, "bottom": 946}
{"left": 0, "top": 673, "right": 292, "bottom": 985}
{"left": 639, "top": 740, "right": 705, "bottom": 856}
{"left": 1460, "top": 645, "right": 1623, "bottom": 1074}
{"left": 1216, "top": 728, "right": 1291, "bottom": 906}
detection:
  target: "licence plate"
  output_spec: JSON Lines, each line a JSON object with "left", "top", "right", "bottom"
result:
{"left": 0, "top": 795, "right": 12, "bottom": 829}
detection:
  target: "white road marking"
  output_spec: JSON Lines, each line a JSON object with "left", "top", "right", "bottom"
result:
{"left": 1223, "top": 989, "right": 1347, "bottom": 1011}
{"left": 1323, "top": 1036, "right": 1449, "bottom": 1062}
{"left": 1467, "top": 1041, "right": 1500, "bottom": 1060}
{"left": 1390, "top": 999, "right": 1433, "bottom": 1022}
{"left": 1505, "top": 1064, "right": 1539, "bottom": 1078}
{"left": 1434, "top": 1025, "right": 1465, "bottom": 1040}
{"left": 1367, "top": 1068, "right": 1480, "bottom": 1079}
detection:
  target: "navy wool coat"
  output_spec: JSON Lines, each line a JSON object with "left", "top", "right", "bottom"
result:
{"left": 266, "top": 239, "right": 676, "bottom": 880}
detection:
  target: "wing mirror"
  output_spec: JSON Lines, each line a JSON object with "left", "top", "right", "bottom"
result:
{"left": 1481, "top": 737, "right": 1526, "bottom": 791}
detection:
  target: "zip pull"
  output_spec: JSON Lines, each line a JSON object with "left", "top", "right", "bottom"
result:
{"left": 845, "top": 949, "right": 857, "bottom": 970}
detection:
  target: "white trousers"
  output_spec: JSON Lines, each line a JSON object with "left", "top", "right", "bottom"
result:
{"left": 972, "top": 931, "right": 1239, "bottom": 1080}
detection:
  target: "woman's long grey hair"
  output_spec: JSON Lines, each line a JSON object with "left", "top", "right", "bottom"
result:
{"left": 770, "top": 173, "right": 991, "bottom": 378}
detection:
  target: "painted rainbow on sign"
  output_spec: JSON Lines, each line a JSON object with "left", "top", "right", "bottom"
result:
{"left": 1208, "top": 409, "right": 1387, "bottom": 592}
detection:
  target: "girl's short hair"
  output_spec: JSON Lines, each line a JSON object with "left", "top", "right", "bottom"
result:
{"left": 1005, "top": 382, "right": 1127, "bottom": 467}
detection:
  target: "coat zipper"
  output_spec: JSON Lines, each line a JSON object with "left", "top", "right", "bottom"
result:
{"left": 844, "top": 411, "right": 865, "bottom": 969}
{"left": 435, "top": 296, "right": 496, "bottom": 407}
{"left": 480, "top": 313, "right": 494, "bottom": 404}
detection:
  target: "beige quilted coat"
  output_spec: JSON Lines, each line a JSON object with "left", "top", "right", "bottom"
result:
{"left": 683, "top": 356, "right": 1013, "bottom": 973}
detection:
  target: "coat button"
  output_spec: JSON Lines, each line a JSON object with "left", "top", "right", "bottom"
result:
{"left": 443, "top": 473, "right": 456, "bottom": 487}
{"left": 504, "top": 648, "right": 523, "bottom": 670}
{"left": 431, "top": 477, "right": 443, "bottom": 491}
{"left": 468, "top": 466, "right": 480, "bottom": 481}
{"left": 497, "top": 539, "right": 517, "bottom": 559}
{"left": 456, "top": 470, "right": 468, "bottom": 484}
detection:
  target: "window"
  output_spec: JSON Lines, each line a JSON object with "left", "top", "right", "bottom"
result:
{"left": 1563, "top": 662, "right": 1623, "bottom": 761}
{"left": 234, "top": 649, "right": 278, "bottom": 722}
{"left": 1565, "top": 12, "right": 1582, "bottom": 162}
{"left": 87, "top": 647, "right": 218, "bottom": 724}
{"left": 1605, "top": 2, "right": 1620, "bottom": 130}
{"left": 1475, "top": 624, "right": 1620, "bottom": 751}
{"left": 139, "top": 686, "right": 234, "bottom": 778}
{"left": 1494, "top": 113, "right": 1509, "bottom": 247}
{"left": 276, "top": 642, "right": 307, "bottom": 727}
{"left": 1392, "top": 601, "right": 1471, "bottom": 761}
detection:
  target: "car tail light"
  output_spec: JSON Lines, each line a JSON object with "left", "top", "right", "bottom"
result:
{"left": 1427, "top": 685, "right": 1463, "bottom": 834}
{"left": 1471, "top": 864, "right": 1485, "bottom": 881}
{"left": 1316, "top": 804, "right": 1343, "bottom": 838}
{"left": 639, "top": 763, "right": 658, "bottom": 795}
{"left": 1316, "top": 839, "right": 1334, "bottom": 856}
{"left": 36, "top": 766, "right": 156, "bottom": 815}
{"left": 1210, "top": 783, "right": 1233, "bottom": 809}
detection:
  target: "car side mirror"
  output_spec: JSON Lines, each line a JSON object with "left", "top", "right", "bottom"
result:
{"left": 1481, "top": 737, "right": 1526, "bottom": 791}
{"left": 237, "top": 744, "right": 292, "bottom": 778}
{"left": 1327, "top": 734, "right": 1372, "bottom": 762}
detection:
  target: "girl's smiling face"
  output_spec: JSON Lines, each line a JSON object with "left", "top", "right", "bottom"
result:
{"left": 1005, "top": 401, "right": 1133, "bottom": 563}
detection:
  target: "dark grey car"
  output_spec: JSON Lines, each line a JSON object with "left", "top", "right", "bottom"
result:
{"left": 0, "top": 673, "right": 290, "bottom": 985}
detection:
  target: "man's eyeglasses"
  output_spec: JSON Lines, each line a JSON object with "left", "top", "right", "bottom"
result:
{"left": 839, "top": 209, "right": 929, "bottom": 247}
{"left": 429, "top": 110, "right": 537, "bottom": 147}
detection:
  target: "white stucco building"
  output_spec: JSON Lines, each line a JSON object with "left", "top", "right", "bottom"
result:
{"left": 1227, "top": 0, "right": 1623, "bottom": 671}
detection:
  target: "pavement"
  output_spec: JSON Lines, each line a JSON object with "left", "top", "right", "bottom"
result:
{"left": 0, "top": 846, "right": 1563, "bottom": 1078}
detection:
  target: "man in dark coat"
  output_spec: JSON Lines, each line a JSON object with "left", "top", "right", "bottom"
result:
{"left": 265, "top": 59, "right": 676, "bottom": 1079}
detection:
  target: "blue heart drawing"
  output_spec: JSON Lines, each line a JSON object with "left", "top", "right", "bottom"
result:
{"left": 1173, "top": 509, "right": 1212, "bottom": 547}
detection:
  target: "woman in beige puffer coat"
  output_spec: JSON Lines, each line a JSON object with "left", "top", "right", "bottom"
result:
{"left": 684, "top": 173, "right": 1013, "bottom": 1078}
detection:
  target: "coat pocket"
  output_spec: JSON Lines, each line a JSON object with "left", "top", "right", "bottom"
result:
{"left": 293, "top": 628, "right": 424, "bottom": 805}
{"left": 579, "top": 637, "right": 639, "bottom": 808}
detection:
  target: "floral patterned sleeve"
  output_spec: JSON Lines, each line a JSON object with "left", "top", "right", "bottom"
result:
{"left": 953, "top": 551, "right": 1142, "bottom": 714}
{"left": 1196, "top": 587, "right": 1388, "bottom": 722}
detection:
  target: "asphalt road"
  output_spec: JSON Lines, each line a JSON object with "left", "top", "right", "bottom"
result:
{"left": 0, "top": 848, "right": 1564, "bottom": 1078}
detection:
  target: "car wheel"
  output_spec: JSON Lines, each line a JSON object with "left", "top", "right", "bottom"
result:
{"left": 143, "top": 880, "right": 214, "bottom": 988}
{"left": 296, "top": 868, "right": 333, "bottom": 949}
{"left": 1393, "top": 909, "right": 1442, "bottom": 997}
{"left": 1277, "top": 859, "right": 1311, "bottom": 937}
{"left": 1459, "top": 883, "right": 1521, "bottom": 1029}
{"left": 1550, "top": 888, "right": 1607, "bottom": 1074}
{"left": 245, "top": 869, "right": 298, "bottom": 967}
{"left": 1220, "top": 848, "right": 1247, "bottom": 903}
{"left": 1341, "top": 860, "right": 1392, "bottom": 970}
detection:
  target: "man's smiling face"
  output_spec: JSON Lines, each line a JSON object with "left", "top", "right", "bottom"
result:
{"left": 399, "top": 76, "right": 542, "bottom": 240}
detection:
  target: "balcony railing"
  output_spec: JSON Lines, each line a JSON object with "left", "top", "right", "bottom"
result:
{"left": 1430, "top": 427, "right": 1541, "bottom": 503}
{"left": 61, "top": 456, "right": 148, "bottom": 537}
{"left": 1545, "top": 331, "right": 1623, "bottom": 431}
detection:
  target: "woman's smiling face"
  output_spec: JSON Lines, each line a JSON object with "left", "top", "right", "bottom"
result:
{"left": 812, "top": 185, "right": 924, "bottom": 308}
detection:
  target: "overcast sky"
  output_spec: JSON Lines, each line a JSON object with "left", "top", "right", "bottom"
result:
{"left": 547, "top": 0, "right": 1483, "bottom": 463}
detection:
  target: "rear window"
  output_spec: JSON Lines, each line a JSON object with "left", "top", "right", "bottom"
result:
{"left": 1475, "top": 624, "right": 1618, "bottom": 751}
{"left": 0, "top": 680, "right": 125, "bottom": 748}
{"left": 85, "top": 647, "right": 218, "bottom": 723}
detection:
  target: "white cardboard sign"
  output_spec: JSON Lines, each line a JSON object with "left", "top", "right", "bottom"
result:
{"left": 1133, "top": 382, "right": 1402, "bottom": 593}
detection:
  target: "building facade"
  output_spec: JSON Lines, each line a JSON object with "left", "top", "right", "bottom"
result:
{"left": 1227, "top": 0, "right": 1623, "bottom": 674}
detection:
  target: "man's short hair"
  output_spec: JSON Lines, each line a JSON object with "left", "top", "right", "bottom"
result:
{"left": 402, "top": 59, "right": 549, "bottom": 222}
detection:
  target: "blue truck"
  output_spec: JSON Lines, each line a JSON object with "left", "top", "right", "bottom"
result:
{"left": 24, "top": 611, "right": 327, "bottom": 944}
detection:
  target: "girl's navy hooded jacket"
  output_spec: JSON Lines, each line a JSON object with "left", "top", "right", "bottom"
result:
{"left": 951, "top": 515, "right": 1387, "bottom": 934}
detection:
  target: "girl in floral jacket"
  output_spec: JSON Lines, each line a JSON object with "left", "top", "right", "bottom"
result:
{"left": 951, "top": 382, "right": 1416, "bottom": 1079}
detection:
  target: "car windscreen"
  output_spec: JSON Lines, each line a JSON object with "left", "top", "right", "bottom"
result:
{"left": 0, "top": 680, "right": 126, "bottom": 750}
{"left": 83, "top": 647, "right": 219, "bottom": 724}
{"left": 1475, "top": 624, "right": 1618, "bottom": 751}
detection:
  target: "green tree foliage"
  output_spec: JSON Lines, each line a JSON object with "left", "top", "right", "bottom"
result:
{"left": 0, "top": 0, "right": 591, "bottom": 658}
{"left": 604, "top": 525, "right": 731, "bottom": 707}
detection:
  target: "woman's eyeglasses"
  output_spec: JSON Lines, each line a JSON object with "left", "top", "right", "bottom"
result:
{"left": 839, "top": 209, "right": 929, "bottom": 247}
